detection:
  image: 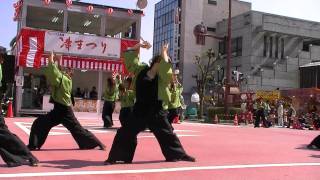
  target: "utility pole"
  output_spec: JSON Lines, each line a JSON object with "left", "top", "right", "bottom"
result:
{"left": 224, "top": 0, "right": 232, "bottom": 114}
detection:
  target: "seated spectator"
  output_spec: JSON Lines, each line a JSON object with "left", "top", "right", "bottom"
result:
{"left": 90, "top": 86, "right": 98, "bottom": 99}
{"left": 75, "top": 87, "right": 83, "bottom": 97}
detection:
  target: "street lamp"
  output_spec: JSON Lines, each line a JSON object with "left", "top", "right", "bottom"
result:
{"left": 285, "top": 56, "right": 289, "bottom": 72}
{"left": 273, "top": 62, "right": 277, "bottom": 79}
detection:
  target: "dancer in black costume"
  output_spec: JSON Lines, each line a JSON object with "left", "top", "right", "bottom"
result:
{"left": 104, "top": 41, "right": 195, "bottom": 164}
{"left": 0, "top": 116, "right": 39, "bottom": 167}
{"left": 307, "top": 135, "right": 320, "bottom": 149}
{"left": 28, "top": 52, "right": 105, "bottom": 151}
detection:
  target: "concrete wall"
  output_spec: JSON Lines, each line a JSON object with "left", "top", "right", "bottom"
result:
{"left": 215, "top": 10, "right": 320, "bottom": 91}
{"left": 180, "top": 0, "right": 251, "bottom": 95}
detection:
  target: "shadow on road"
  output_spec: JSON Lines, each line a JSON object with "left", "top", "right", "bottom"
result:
{"left": 40, "top": 159, "right": 168, "bottom": 169}
{"left": 41, "top": 159, "right": 105, "bottom": 169}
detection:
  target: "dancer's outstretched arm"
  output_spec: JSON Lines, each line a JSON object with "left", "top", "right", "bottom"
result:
{"left": 45, "top": 51, "right": 63, "bottom": 87}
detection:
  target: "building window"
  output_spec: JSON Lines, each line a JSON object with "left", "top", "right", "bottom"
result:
{"left": 269, "top": 36, "right": 273, "bottom": 58}
{"left": 236, "top": 37, "right": 242, "bottom": 56}
{"left": 219, "top": 40, "right": 226, "bottom": 55}
{"left": 263, "top": 35, "right": 268, "bottom": 57}
{"left": 232, "top": 37, "right": 242, "bottom": 56}
{"left": 208, "top": 0, "right": 217, "bottom": 5}
{"left": 207, "top": 27, "right": 216, "bottom": 32}
{"left": 219, "top": 37, "right": 242, "bottom": 57}
{"left": 26, "top": 6, "right": 64, "bottom": 32}
{"left": 281, "top": 38, "right": 285, "bottom": 59}
{"left": 275, "top": 36, "right": 279, "bottom": 59}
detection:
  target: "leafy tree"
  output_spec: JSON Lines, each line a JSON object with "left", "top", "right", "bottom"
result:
{"left": 193, "top": 49, "right": 217, "bottom": 119}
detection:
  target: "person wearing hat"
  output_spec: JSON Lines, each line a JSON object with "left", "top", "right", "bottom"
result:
{"left": 104, "top": 41, "right": 195, "bottom": 164}
{"left": 28, "top": 52, "right": 105, "bottom": 151}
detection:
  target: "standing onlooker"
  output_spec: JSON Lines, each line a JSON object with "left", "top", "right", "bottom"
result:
{"left": 277, "top": 101, "right": 284, "bottom": 127}
{"left": 102, "top": 78, "right": 118, "bottom": 128}
{"left": 263, "top": 100, "right": 271, "bottom": 127}
{"left": 240, "top": 101, "right": 247, "bottom": 124}
{"left": 254, "top": 98, "right": 265, "bottom": 128}
{"left": 287, "top": 103, "right": 296, "bottom": 128}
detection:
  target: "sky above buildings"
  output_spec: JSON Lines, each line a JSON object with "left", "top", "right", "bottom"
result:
{"left": 1, "top": 0, "right": 319, "bottom": 63}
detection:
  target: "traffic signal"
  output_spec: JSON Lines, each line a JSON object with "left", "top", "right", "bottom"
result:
{"left": 232, "top": 70, "right": 237, "bottom": 81}
{"left": 231, "top": 70, "right": 244, "bottom": 81}
{"left": 239, "top": 73, "right": 244, "bottom": 81}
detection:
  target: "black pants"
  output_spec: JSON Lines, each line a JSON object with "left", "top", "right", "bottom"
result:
{"left": 107, "top": 103, "right": 187, "bottom": 162}
{"left": 255, "top": 109, "right": 265, "bottom": 127}
{"left": 28, "top": 103, "right": 104, "bottom": 150}
{"left": 310, "top": 135, "right": 320, "bottom": 148}
{"left": 0, "top": 117, "right": 38, "bottom": 166}
{"left": 168, "top": 108, "right": 180, "bottom": 124}
{"left": 119, "top": 107, "right": 132, "bottom": 127}
{"left": 102, "top": 101, "right": 115, "bottom": 127}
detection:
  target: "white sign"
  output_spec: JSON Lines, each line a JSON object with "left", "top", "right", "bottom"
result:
{"left": 15, "top": 76, "right": 24, "bottom": 87}
{"left": 44, "top": 31, "right": 121, "bottom": 59}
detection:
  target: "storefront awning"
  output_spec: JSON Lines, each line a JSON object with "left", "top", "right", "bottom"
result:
{"left": 16, "top": 28, "right": 138, "bottom": 73}
{"left": 40, "top": 55, "right": 124, "bottom": 73}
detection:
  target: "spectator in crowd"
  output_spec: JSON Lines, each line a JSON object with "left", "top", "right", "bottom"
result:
{"left": 90, "top": 86, "right": 98, "bottom": 100}
{"left": 277, "top": 101, "right": 284, "bottom": 127}
{"left": 254, "top": 98, "right": 265, "bottom": 128}
{"left": 287, "top": 103, "right": 296, "bottom": 128}
{"left": 83, "top": 88, "right": 90, "bottom": 99}
{"left": 75, "top": 87, "right": 83, "bottom": 98}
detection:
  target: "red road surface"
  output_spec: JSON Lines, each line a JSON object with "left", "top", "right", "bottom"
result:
{"left": 1, "top": 112, "right": 320, "bottom": 180}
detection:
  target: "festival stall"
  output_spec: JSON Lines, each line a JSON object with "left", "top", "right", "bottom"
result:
{"left": 13, "top": 0, "right": 142, "bottom": 115}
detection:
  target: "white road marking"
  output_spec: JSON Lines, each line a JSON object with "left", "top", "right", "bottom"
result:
{"left": 0, "top": 162, "right": 319, "bottom": 178}
{"left": 14, "top": 122, "right": 200, "bottom": 138}
{"left": 14, "top": 122, "right": 31, "bottom": 135}
{"left": 138, "top": 134, "right": 200, "bottom": 138}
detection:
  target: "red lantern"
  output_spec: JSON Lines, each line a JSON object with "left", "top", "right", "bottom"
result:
{"left": 128, "top": 9, "right": 133, "bottom": 16}
{"left": 43, "top": 0, "right": 51, "bottom": 6}
{"left": 66, "top": 0, "right": 72, "bottom": 8}
{"left": 87, "top": 5, "right": 93, "bottom": 13}
{"left": 13, "top": 2, "right": 18, "bottom": 8}
{"left": 106, "top": 8, "right": 113, "bottom": 15}
{"left": 137, "top": 0, "right": 148, "bottom": 9}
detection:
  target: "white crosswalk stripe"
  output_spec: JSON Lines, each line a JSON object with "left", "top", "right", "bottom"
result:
{"left": 14, "top": 122, "right": 201, "bottom": 138}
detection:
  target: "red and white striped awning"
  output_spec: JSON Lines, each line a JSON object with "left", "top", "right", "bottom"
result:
{"left": 39, "top": 55, "right": 125, "bottom": 73}
{"left": 16, "top": 28, "right": 138, "bottom": 74}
